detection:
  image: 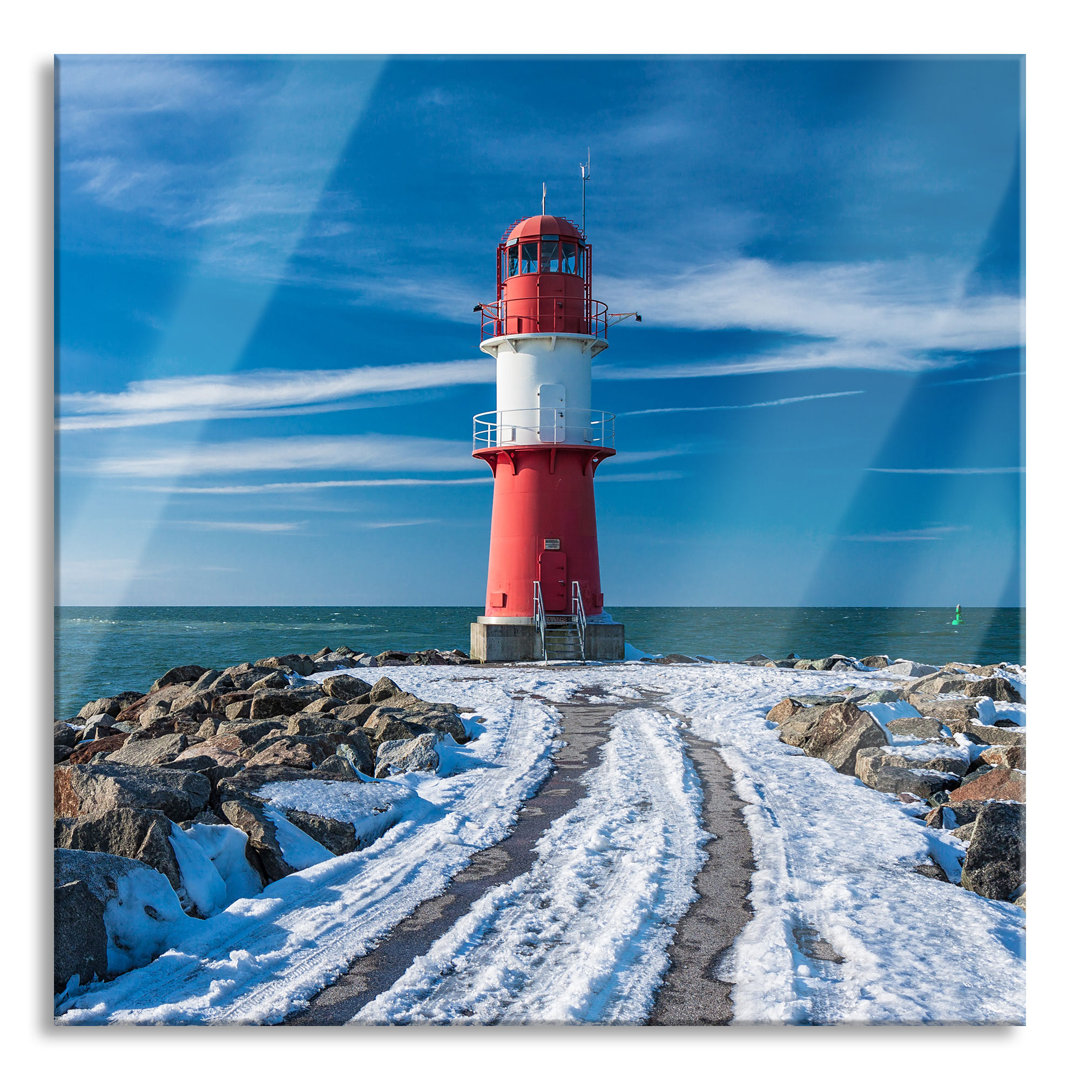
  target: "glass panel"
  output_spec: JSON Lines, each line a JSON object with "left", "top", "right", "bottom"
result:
{"left": 520, "top": 241, "right": 537, "bottom": 274}
{"left": 561, "top": 242, "right": 577, "bottom": 275}
{"left": 507, "top": 244, "right": 518, "bottom": 277}
{"left": 541, "top": 240, "right": 559, "bottom": 273}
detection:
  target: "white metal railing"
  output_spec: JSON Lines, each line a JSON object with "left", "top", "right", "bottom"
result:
{"left": 571, "top": 581, "right": 587, "bottom": 662}
{"left": 533, "top": 580, "right": 547, "bottom": 661}
{"left": 473, "top": 408, "right": 615, "bottom": 452}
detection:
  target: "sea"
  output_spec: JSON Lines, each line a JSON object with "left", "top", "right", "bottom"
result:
{"left": 53, "top": 606, "right": 1025, "bottom": 720}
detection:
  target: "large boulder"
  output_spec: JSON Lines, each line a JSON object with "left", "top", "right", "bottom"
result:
{"left": 924, "top": 801, "right": 991, "bottom": 829}
{"left": 881, "top": 660, "right": 939, "bottom": 678}
{"left": 150, "top": 665, "right": 209, "bottom": 692}
{"left": 904, "top": 695, "right": 981, "bottom": 722}
{"left": 960, "top": 803, "right": 1026, "bottom": 900}
{"left": 67, "top": 733, "right": 130, "bottom": 765}
{"left": 299, "top": 696, "right": 347, "bottom": 716}
{"left": 321, "top": 674, "right": 373, "bottom": 701}
{"left": 54, "top": 848, "right": 189, "bottom": 976}
{"left": 368, "top": 676, "right": 404, "bottom": 702}
{"left": 54, "top": 877, "right": 107, "bottom": 992}
{"left": 374, "top": 733, "right": 443, "bottom": 779}
{"left": 256, "top": 654, "right": 317, "bottom": 677}
{"left": 54, "top": 763, "right": 211, "bottom": 822}
{"left": 363, "top": 714, "right": 435, "bottom": 751}
{"left": 60, "top": 807, "right": 183, "bottom": 892}
{"left": 964, "top": 677, "right": 1024, "bottom": 703}
{"left": 944, "top": 719, "right": 1025, "bottom": 747}
{"left": 249, "top": 688, "right": 324, "bottom": 720}
{"left": 245, "top": 735, "right": 342, "bottom": 770}
{"left": 105, "top": 732, "right": 189, "bottom": 767}
{"left": 76, "top": 692, "right": 142, "bottom": 721}
{"left": 949, "top": 767, "right": 1026, "bottom": 804}
{"left": 801, "top": 701, "right": 888, "bottom": 775}
{"left": 854, "top": 748, "right": 963, "bottom": 798}
{"left": 906, "top": 673, "right": 974, "bottom": 697}
{"left": 859, "top": 655, "right": 891, "bottom": 668}
{"left": 886, "top": 716, "right": 946, "bottom": 740}
{"left": 978, "top": 744, "right": 1027, "bottom": 770}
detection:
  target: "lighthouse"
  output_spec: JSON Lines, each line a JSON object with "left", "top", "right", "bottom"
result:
{"left": 469, "top": 208, "right": 633, "bottom": 662}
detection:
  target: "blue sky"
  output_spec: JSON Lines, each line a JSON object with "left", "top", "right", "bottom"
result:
{"left": 55, "top": 54, "right": 1024, "bottom": 607}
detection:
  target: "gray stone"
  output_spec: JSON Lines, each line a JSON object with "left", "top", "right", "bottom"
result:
{"left": 374, "top": 733, "right": 443, "bottom": 779}
{"left": 299, "top": 696, "right": 347, "bottom": 715}
{"left": 859, "top": 655, "right": 891, "bottom": 668}
{"left": 249, "top": 688, "right": 324, "bottom": 720}
{"left": 961, "top": 803, "right": 1026, "bottom": 900}
{"left": 860, "top": 689, "right": 901, "bottom": 704}
{"left": 77, "top": 692, "right": 141, "bottom": 721}
{"left": 62, "top": 807, "right": 183, "bottom": 892}
{"left": 105, "top": 732, "right": 188, "bottom": 767}
{"left": 150, "top": 665, "right": 209, "bottom": 692}
{"left": 282, "top": 809, "right": 357, "bottom": 857}
{"left": 321, "top": 674, "right": 373, "bottom": 701}
{"left": 904, "top": 695, "right": 981, "bottom": 722}
{"left": 965, "top": 677, "right": 1024, "bottom": 703}
{"left": 944, "top": 719, "right": 1025, "bottom": 747}
{"left": 906, "top": 673, "right": 975, "bottom": 697}
{"left": 925, "top": 801, "right": 990, "bottom": 829}
{"left": 881, "top": 660, "right": 939, "bottom": 677}
{"left": 886, "top": 716, "right": 946, "bottom": 740}
{"left": 854, "top": 749, "right": 962, "bottom": 798}
{"left": 802, "top": 701, "right": 888, "bottom": 775}
{"left": 54, "top": 877, "right": 107, "bottom": 992}
{"left": 55, "top": 722, "right": 79, "bottom": 748}
{"left": 55, "top": 762, "right": 211, "bottom": 822}
{"left": 314, "top": 755, "right": 362, "bottom": 782}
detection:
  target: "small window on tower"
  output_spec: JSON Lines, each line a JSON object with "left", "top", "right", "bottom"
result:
{"left": 520, "top": 242, "right": 537, "bottom": 274}
{"left": 540, "top": 240, "right": 559, "bottom": 273}
{"left": 561, "top": 243, "right": 577, "bottom": 275}
{"left": 507, "top": 245, "right": 518, "bottom": 277}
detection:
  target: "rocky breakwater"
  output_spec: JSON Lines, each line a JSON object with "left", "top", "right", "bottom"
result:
{"left": 762, "top": 653, "right": 1026, "bottom": 908}
{"left": 53, "top": 645, "right": 480, "bottom": 997}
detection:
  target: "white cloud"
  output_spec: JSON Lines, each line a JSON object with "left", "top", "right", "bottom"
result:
{"left": 145, "top": 477, "right": 492, "bottom": 496}
{"left": 90, "top": 434, "right": 472, "bottom": 478}
{"left": 620, "top": 390, "right": 864, "bottom": 416}
{"left": 57, "top": 359, "right": 493, "bottom": 431}
{"left": 841, "top": 526, "right": 969, "bottom": 542}
{"left": 175, "top": 520, "right": 304, "bottom": 533}
{"left": 867, "top": 466, "right": 1024, "bottom": 475}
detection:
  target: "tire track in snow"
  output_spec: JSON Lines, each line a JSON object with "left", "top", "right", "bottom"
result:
{"left": 350, "top": 707, "right": 708, "bottom": 1025}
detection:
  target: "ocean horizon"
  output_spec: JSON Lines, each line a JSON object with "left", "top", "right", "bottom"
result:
{"left": 54, "top": 605, "right": 1025, "bottom": 720}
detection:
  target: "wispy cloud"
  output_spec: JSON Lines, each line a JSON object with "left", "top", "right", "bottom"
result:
{"left": 931, "top": 370, "right": 1025, "bottom": 387}
{"left": 89, "top": 434, "right": 472, "bottom": 479}
{"left": 595, "top": 470, "right": 685, "bottom": 484}
{"left": 57, "top": 359, "right": 493, "bottom": 431}
{"left": 620, "top": 390, "right": 864, "bottom": 416}
{"left": 867, "top": 466, "right": 1025, "bottom": 475}
{"left": 147, "top": 477, "right": 491, "bottom": 496}
{"left": 841, "top": 526, "right": 969, "bottom": 542}
{"left": 175, "top": 520, "right": 304, "bottom": 533}
{"left": 357, "top": 519, "right": 441, "bottom": 529}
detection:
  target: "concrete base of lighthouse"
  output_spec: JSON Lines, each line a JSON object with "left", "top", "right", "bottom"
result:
{"left": 470, "top": 619, "right": 625, "bottom": 663}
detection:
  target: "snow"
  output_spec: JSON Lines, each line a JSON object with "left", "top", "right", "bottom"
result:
{"left": 103, "top": 863, "right": 191, "bottom": 976}
{"left": 56, "top": 659, "right": 1025, "bottom": 1026}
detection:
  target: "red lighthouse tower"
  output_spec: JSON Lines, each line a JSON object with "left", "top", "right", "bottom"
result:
{"left": 469, "top": 209, "right": 633, "bottom": 662}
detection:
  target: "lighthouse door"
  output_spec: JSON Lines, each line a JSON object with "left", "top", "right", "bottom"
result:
{"left": 539, "top": 550, "right": 567, "bottom": 611}
{"left": 537, "top": 383, "right": 566, "bottom": 443}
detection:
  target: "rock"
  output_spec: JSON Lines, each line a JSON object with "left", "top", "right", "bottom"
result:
{"left": 949, "top": 767, "right": 1026, "bottom": 804}
{"left": 802, "top": 701, "right": 888, "bottom": 775}
{"left": 904, "top": 695, "right": 981, "bottom": 722}
{"left": 881, "top": 660, "right": 939, "bottom": 677}
{"left": 217, "top": 798, "right": 298, "bottom": 883}
{"left": 80, "top": 719, "right": 121, "bottom": 743}
{"left": 858, "top": 742, "right": 968, "bottom": 774}
{"left": 363, "top": 714, "right": 434, "bottom": 751}
{"left": 978, "top": 744, "right": 1027, "bottom": 770}
{"left": 314, "top": 755, "right": 362, "bottom": 782}
{"left": 336, "top": 736, "right": 374, "bottom": 777}
{"left": 854, "top": 750, "right": 962, "bottom": 798}
{"left": 952, "top": 821, "right": 978, "bottom": 843}
{"left": 300, "top": 696, "right": 347, "bottom": 715}
{"left": 245, "top": 735, "right": 341, "bottom": 770}
{"left": 150, "top": 665, "right": 209, "bottom": 692}
{"left": 54, "top": 722, "right": 79, "bottom": 748}
{"left": 374, "top": 650, "right": 410, "bottom": 666}
{"left": 374, "top": 733, "right": 443, "bottom": 779}
{"left": 924, "top": 801, "right": 990, "bottom": 829}
{"left": 886, "top": 716, "right": 945, "bottom": 740}
{"left": 115, "top": 684, "right": 191, "bottom": 726}
{"left": 766, "top": 698, "right": 804, "bottom": 726}
{"left": 964, "top": 677, "right": 1024, "bottom": 703}
{"left": 54, "top": 848, "right": 188, "bottom": 975}
{"left": 61, "top": 807, "right": 183, "bottom": 892}
{"left": 68, "top": 733, "right": 130, "bottom": 765}
{"left": 55, "top": 763, "right": 211, "bottom": 822}
{"left": 173, "top": 741, "right": 244, "bottom": 769}
{"left": 944, "top": 719, "right": 1025, "bottom": 747}
{"left": 906, "top": 673, "right": 974, "bottom": 697}
{"left": 282, "top": 809, "right": 357, "bottom": 856}
{"left": 249, "top": 688, "right": 324, "bottom": 720}
{"left": 54, "top": 877, "right": 107, "bottom": 992}
{"left": 105, "top": 732, "right": 188, "bottom": 767}
{"left": 224, "top": 698, "right": 253, "bottom": 721}
{"left": 55, "top": 745, "right": 75, "bottom": 764}
{"left": 860, "top": 689, "right": 900, "bottom": 704}
{"left": 742, "top": 654, "right": 777, "bottom": 667}
{"left": 321, "top": 674, "right": 373, "bottom": 701}
{"left": 960, "top": 803, "right": 1026, "bottom": 900}
{"left": 656, "top": 653, "right": 699, "bottom": 665}
{"left": 256, "top": 654, "right": 317, "bottom": 677}
{"left": 368, "top": 676, "right": 404, "bottom": 702}
{"left": 76, "top": 692, "right": 141, "bottom": 721}
{"left": 249, "top": 671, "right": 290, "bottom": 692}
{"left": 216, "top": 719, "right": 288, "bottom": 746}
{"left": 859, "top": 655, "right": 891, "bottom": 668}
{"left": 793, "top": 659, "right": 816, "bottom": 670}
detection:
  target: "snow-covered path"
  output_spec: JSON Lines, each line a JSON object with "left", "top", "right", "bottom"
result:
{"left": 352, "top": 707, "right": 707, "bottom": 1024}
{"left": 56, "top": 661, "right": 1026, "bottom": 1026}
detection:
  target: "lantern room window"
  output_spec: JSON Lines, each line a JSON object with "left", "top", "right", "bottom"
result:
{"left": 562, "top": 242, "right": 578, "bottom": 275}
{"left": 507, "top": 244, "right": 518, "bottom": 277}
{"left": 540, "top": 237, "right": 560, "bottom": 273}
{"left": 520, "top": 241, "right": 538, "bottom": 274}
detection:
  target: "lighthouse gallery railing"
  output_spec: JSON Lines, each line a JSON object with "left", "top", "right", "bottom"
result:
{"left": 473, "top": 408, "right": 615, "bottom": 452}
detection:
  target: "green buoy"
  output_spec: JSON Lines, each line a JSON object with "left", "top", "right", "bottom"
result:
{"left": 952, "top": 603, "right": 964, "bottom": 626}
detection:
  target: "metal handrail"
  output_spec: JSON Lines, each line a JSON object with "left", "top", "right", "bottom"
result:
{"left": 478, "top": 297, "right": 610, "bottom": 341}
{"left": 571, "top": 581, "right": 587, "bottom": 662}
{"left": 533, "top": 580, "right": 547, "bottom": 662}
{"left": 473, "top": 408, "right": 615, "bottom": 452}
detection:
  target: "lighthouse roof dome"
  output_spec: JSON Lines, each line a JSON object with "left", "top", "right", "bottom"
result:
{"left": 505, "top": 215, "right": 583, "bottom": 243}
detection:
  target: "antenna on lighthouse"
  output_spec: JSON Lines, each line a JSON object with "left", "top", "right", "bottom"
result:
{"left": 579, "top": 148, "right": 591, "bottom": 238}
{"left": 542, "top": 181, "right": 546, "bottom": 215}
